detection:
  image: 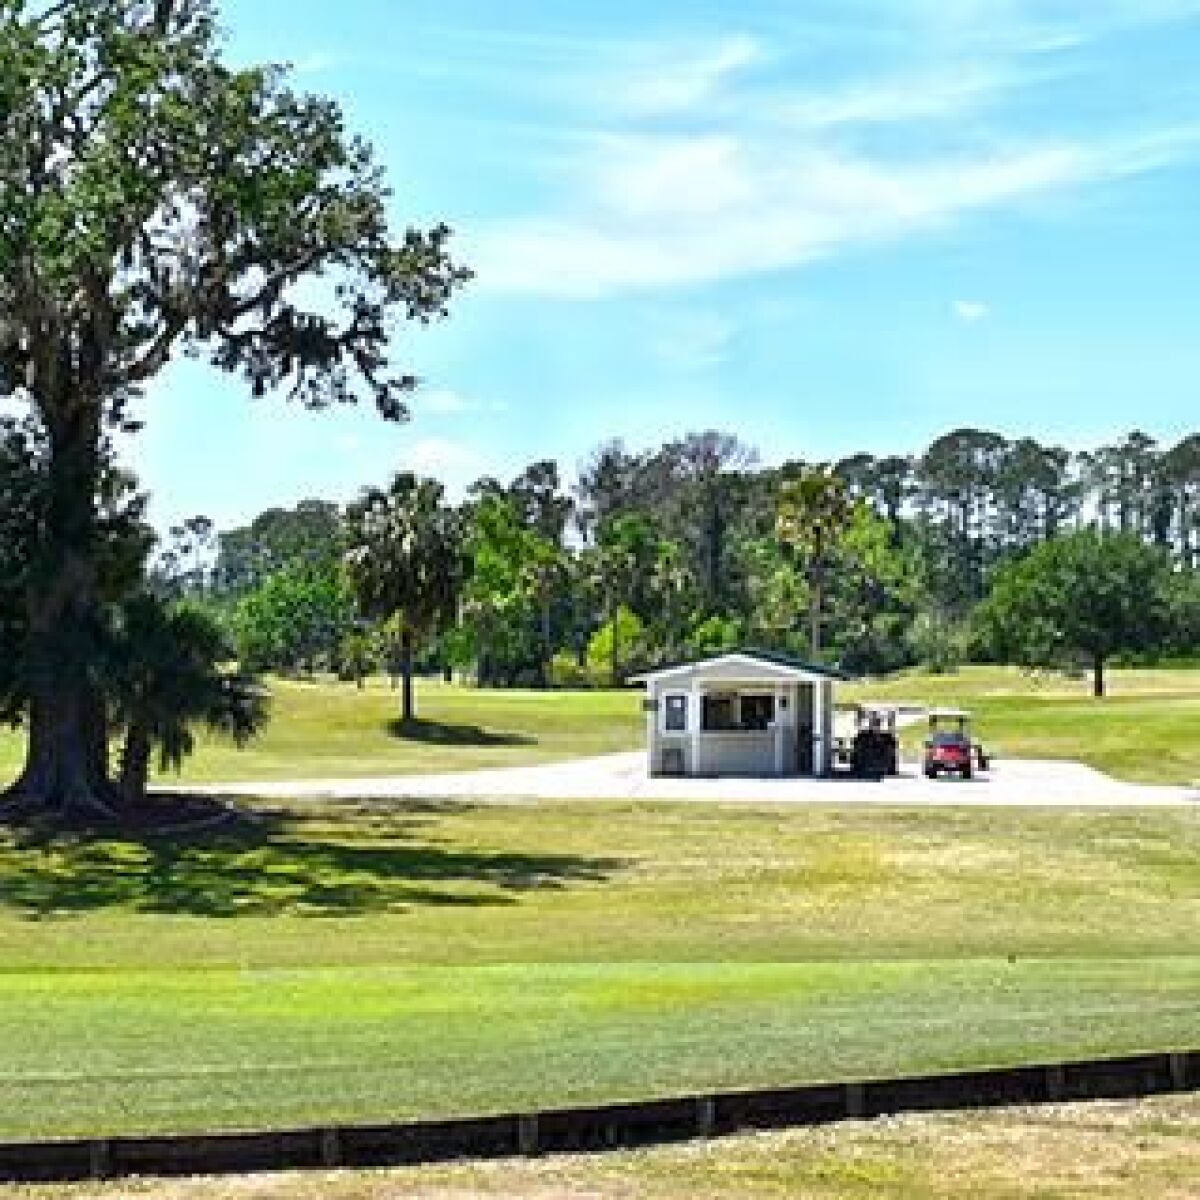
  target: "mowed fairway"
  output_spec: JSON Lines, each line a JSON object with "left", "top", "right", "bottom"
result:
{"left": 9, "top": 1095, "right": 1200, "bottom": 1199}
{"left": 0, "top": 800, "right": 1197, "bottom": 1138}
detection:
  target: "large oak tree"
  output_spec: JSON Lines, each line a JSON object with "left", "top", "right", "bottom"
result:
{"left": 0, "top": 0, "right": 467, "bottom": 812}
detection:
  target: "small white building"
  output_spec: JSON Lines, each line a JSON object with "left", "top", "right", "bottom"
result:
{"left": 633, "top": 650, "right": 841, "bottom": 779}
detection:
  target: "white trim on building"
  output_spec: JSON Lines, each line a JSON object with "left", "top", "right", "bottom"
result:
{"left": 633, "top": 651, "right": 842, "bottom": 779}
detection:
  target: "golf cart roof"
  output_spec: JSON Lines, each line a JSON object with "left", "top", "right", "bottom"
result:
{"left": 853, "top": 701, "right": 926, "bottom": 715}
{"left": 928, "top": 707, "right": 972, "bottom": 719}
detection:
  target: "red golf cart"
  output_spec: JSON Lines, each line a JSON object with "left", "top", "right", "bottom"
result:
{"left": 923, "top": 709, "right": 989, "bottom": 780}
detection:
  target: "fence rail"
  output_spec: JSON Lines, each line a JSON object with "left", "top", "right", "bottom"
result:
{"left": 1, "top": 1050, "right": 1196, "bottom": 1183}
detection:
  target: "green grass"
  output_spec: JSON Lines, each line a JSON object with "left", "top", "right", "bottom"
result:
{"left": 0, "top": 678, "right": 644, "bottom": 787}
{"left": 0, "top": 799, "right": 1196, "bottom": 1139}
{"left": 1, "top": 665, "right": 1200, "bottom": 786}
{"left": 12, "top": 1095, "right": 1199, "bottom": 1199}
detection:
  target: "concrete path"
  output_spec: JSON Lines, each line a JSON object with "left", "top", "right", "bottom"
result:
{"left": 194, "top": 753, "right": 1198, "bottom": 807}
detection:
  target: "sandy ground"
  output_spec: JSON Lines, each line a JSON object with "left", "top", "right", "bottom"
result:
{"left": 192, "top": 753, "right": 1198, "bottom": 807}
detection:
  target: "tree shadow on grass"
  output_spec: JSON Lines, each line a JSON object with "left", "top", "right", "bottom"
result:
{"left": 384, "top": 717, "right": 536, "bottom": 748}
{"left": 0, "top": 801, "right": 626, "bottom": 920}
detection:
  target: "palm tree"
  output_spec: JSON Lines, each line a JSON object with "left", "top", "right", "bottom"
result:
{"left": 345, "top": 474, "right": 464, "bottom": 724}
{"left": 109, "top": 595, "right": 268, "bottom": 805}
{"left": 777, "top": 466, "right": 856, "bottom": 659}
{"left": 649, "top": 538, "right": 693, "bottom": 661}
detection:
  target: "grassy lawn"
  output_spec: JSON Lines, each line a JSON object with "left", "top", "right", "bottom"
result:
{"left": 1, "top": 666, "right": 1199, "bottom": 786}
{"left": 9, "top": 1094, "right": 1200, "bottom": 1199}
{"left": 0, "top": 679, "right": 644, "bottom": 787}
{"left": 0, "top": 799, "right": 1196, "bottom": 1139}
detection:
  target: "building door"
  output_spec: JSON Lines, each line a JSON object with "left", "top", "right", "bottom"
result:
{"left": 795, "top": 683, "right": 815, "bottom": 775}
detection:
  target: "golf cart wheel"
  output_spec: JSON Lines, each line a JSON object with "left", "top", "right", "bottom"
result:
{"left": 924, "top": 766, "right": 937, "bottom": 779}
{"left": 962, "top": 764, "right": 973, "bottom": 780}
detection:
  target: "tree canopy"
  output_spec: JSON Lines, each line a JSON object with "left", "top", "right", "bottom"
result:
{"left": 977, "top": 531, "right": 1177, "bottom": 696}
{"left": 0, "top": 0, "right": 467, "bottom": 813}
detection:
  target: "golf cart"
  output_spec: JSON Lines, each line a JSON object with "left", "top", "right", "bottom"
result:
{"left": 923, "top": 709, "right": 989, "bottom": 780}
{"left": 849, "top": 704, "right": 901, "bottom": 779}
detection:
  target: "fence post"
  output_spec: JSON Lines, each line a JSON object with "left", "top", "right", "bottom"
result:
{"left": 88, "top": 1140, "right": 110, "bottom": 1180}
{"left": 517, "top": 1114, "right": 539, "bottom": 1156}
{"left": 320, "top": 1128, "right": 341, "bottom": 1168}
{"left": 1169, "top": 1053, "right": 1189, "bottom": 1092}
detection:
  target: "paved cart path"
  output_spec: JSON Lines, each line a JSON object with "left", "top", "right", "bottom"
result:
{"left": 185, "top": 753, "right": 1197, "bottom": 806}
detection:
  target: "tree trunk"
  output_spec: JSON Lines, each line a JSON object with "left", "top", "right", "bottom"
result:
{"left": 609, "top": 594, "right": 620, "bottom": 687}
{"left": 9, "top": 401, "right": 116, "bottom": 816}
{"left": 400, "top": 629, "right": 415, "bottom": 724}
{"left": 540, "top": 596, "right": 552, "bottom": 689}
{"left": 808, "top": 531, "right": 824, "bottom": 661}
{"left": 13, "top": 675, "right": 115, "bottom": 817}
{"left": 1093, "top": 654, "right": 1106, "bottom": 698}
{"left": 119, "top": 724, "right": 152, "bottom": 807}
{"left": 809, "top": 581, "right": 822, "bottom": 660}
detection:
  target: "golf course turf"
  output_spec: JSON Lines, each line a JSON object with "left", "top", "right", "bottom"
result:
{"left": 0, "top": 798, "right": 1196, "bottom": 1139}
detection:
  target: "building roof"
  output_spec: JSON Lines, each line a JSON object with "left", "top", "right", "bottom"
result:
{"left": 630, "top": 648, "right": 850, "bottom": 686}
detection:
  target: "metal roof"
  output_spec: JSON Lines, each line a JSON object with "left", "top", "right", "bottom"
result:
{"left": 631, "top": 648, "right": 850, "bottom": 685}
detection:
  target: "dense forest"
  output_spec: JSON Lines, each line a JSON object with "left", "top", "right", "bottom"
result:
{"left": 154, "top": 426, "right": 1200, "bottom": 700}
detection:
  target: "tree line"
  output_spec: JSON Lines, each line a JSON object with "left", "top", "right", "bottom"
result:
{"left": 157, "top": 426, "right": 1200, "bottom": 719}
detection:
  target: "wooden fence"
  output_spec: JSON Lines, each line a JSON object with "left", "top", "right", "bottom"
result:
{"left": 0, "top": 1049, "right": 1195, "bottom": 1183}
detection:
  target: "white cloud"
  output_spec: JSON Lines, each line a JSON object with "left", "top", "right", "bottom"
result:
{"left": 779, "top": 65, "right": 1015, "bottom": 130}
{"left": 952, "top": 300, "right": 990, "bottom": 323}
{"left": 468, "top": 121, "right": 1200, "bottom": 299}
{"left": 618, "top": 34, "right": 762, "bottom": 115}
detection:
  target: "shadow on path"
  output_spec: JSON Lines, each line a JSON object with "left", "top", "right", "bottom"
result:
{"left": 0, "top": 801, "right": 625, "bottom": 920}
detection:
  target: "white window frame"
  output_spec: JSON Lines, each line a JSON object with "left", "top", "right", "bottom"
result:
{"left": 662, "top": 693, "right": 688, "bottom": 734}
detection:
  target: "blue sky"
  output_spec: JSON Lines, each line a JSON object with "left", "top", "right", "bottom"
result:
{"left": 137, "top": 0, "right": 1200, "bottom": 530}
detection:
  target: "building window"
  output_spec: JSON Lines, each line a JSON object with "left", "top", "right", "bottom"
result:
{"left": 702, "top": 693, "right": 738, "bottom": 731}
{"left": 740, "top": 694, "right": 776, "bottom": 731}
{"left": 664, "top": 694, "right": 687, "bottom": 733}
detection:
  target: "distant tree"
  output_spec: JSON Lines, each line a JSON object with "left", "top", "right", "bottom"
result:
{"left": 519, "top": 538, "right": 568, "bottom": 687}
{"left": 777, "top": 466, "right": 857, "bottom": 659}
{"left": 586, "top": 606, "right": 644, "bottom": 683}
{"left": 234, "top": 563, "right": 355, "bottom": 677}
{"left": 977, "top": 531, "right": 1175, "bottom": 697}
{"left": 659, "top": 431, "right": 758, "bottom": 612}
{"left": 594, "top": 513, "right": 658, "bottom": 684}
{"left": 649, "top": 538, "right": 695, "bottom": 662}
{"left": 214, "top": 501, "right": 344, "bottom": 594}
{"left": 338, "top": 627, "right": 378, "bottom": 689}
{"left": 345, "top": 474, "right": 463, "bottom": 722}
{"left": 508, "top": 459, "right": 574, "bottom": 546}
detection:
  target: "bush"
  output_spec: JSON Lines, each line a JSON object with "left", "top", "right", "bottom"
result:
{"left": 548, "top": 651, "right": 603, "bottom": 689}
{"left": 586, "top": 606, "right": 645, "bottom": 685}
{"left": 907, "top": 611, "right": 971, "bottom": 675}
